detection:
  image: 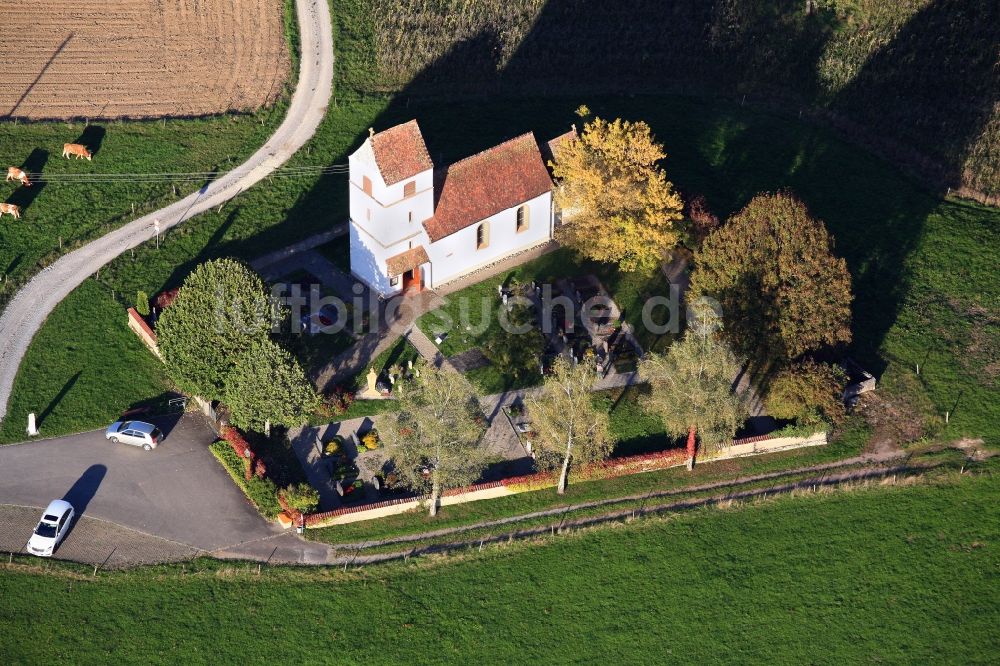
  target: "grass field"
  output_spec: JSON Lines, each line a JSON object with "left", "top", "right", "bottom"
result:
{"left": 0, "top": 109, "right": 286, "bottom": 311}
{"left": 3, "top": 0, "right": 997, "bottom": 449}
{"left": 0, "top": 279, "right": 170, "bottom": 443}
{"left": 2, "top": 465, "right": 997, "bottom": 663}
{"left": 7, "top": 92, "right": 998, "bottom": 447}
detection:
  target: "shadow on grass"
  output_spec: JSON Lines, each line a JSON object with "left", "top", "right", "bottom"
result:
{"left": 37, "top": 371, "right": 81, "bottom": 427}
{"left": 7, "top": 148, "right": 48, "bottom": 214}
{"left": 73, "top": 125, "right": 106, "bottom": 158}
{"left": 105, "top": 0, "right": 993, "bottom": 405}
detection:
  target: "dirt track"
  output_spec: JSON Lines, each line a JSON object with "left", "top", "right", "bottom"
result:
{"left": 0, "top": 0, "right": 289, "bottom": 119}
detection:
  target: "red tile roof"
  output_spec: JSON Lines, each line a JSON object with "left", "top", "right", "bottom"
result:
{"left": 542, "top": 128, "right": 577, "bottom": 167}
{"left": 386, "top": 245, "right": 430, "bottom": 277}
{"left": 370, "top": 120, "right": 433, "bottom": 186}
{"left": 423, "top": 133, "right": 553, "bottom": 242}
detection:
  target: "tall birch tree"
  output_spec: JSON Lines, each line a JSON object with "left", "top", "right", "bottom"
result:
{"left": 640, "top": 301, "right": 748, "bottom": 469}
{"left": 527, "top": 356, "right": 613, "bottom": 494}
{"left": 381, "top": 365, "right": 488, "bottom": 516}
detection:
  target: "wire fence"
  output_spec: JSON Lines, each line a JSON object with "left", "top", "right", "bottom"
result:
{"left": 18, "top": 163, "right": 348, "bottom": 184}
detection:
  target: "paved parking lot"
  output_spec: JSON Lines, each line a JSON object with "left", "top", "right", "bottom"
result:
{"left": 0, "top": 413, "right": 280, "bottom": 554}
{"left": 0, "top": 504, "right": 198, "bottom": 568}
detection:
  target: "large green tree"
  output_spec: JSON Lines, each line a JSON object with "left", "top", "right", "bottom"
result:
{"left": 552, "top": 109, "right": 683, "bottom": 272}
{"left": 381, "top": 365, "right": 489, "bottom": 516}
{"left": 689, "top": 192, "right": 853, "bottom": 368}
{"left": 224, "top": 338, "right": 318, "bottom": 434}
{"left": 639, "top": 301, "right": 748, "bottom": 468}
{"left": 157, "top": 258, "right": 279, "bottom": 399}
{"left": 766, "top": 359, "right": 847, "bottom": 427}
{"left": 527, "top": 355, "right": 613, "bottom": 494}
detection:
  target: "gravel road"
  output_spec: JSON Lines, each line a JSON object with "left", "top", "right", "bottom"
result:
{"left": 0, "top": 0, "right": 334, "bottom": 424}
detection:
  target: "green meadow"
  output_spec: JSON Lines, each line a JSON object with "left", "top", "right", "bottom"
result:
{"left": 1, "top": 467, "right": 997, "bottom": 663}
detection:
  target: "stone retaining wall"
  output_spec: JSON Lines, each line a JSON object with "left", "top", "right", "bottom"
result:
{"left": 126, "top": 307, "right": 161, "bottom": 360}
{"left": 305, "top": 431, "right": 828, "bottom": 527}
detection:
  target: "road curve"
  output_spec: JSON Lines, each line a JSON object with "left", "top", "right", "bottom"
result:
{"left": 0, "top": 0, "right": 334, "bottom": 424}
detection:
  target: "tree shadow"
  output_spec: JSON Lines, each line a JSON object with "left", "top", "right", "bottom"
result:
{"left": 159, "top": 206, "right": 241, "bottom": 291}
{"left": 127, "top": 0, "right": 988, "bottom": 403}
{"left": 37, "top": 371, "right": 81, "bottom": 427}
{"left": 380, "top": 338, "right": 411, "bottom": 372}
{"left": 830, "top": 0, "right": 999, "bottom": 193}
{"left": 61, "top": 463, "right": 106, "bottom": 520}
{"left": 123, "top": 390, "right": 188, "bottom": 419}
{"left": 148, "top": 411, "right": 184, "bottom": 439}
{"left": 385, "top": 1, "right": 832, "bottom": 103}
{"left": 73, "top": 125, "right": 107, "bottom": 157}
{"left": 7, "top": 148, "right": 49, "bottom": 213}
{"left": 344, "top": 2, "right": 968, "bottom": 390}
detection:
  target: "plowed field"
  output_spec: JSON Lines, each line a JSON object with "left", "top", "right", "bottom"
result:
{"left": 0, "top": 0, "right": 289, "bottom": 119}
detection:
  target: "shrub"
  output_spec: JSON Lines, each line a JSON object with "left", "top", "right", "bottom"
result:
{"left": 155, "top": 288, "right": 179, "bottom": 310}
{"left": 361, "top": 430, "right": 379, "bottom": 450}
{"left": 686, "top": 194, "right": 720, "bottom": 247}
{"left": 253, "top": 458, "right": 268, "bottom": 479}
{"left": 323, "top": 435, "right": 345, "bottom": 457}
{"left": 209, "top": 441, "right": 281, "bottom": 518}
{"left": 339, "top": 479, "right": 364, "bottom": 499}
{"left": 767, "top": 360, "right": 847, "bottom": 426}
{"left": 282, "top": 482, "right": 320, "bottom": 514}
{"left": 220, "top": 425, "right": 255, "bottom": 479}
{"left": 135, "top": 291, "right": 150, "bottom": 317}
{"left": 331, "top": 460, "right": 359, "bottom": 481}
{"left": 318, "top": 387, "right": 356, "bottom": 418}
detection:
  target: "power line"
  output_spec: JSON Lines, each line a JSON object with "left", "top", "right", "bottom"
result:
{"left": 18, "top": 163, "right": 348, "bottom": 184}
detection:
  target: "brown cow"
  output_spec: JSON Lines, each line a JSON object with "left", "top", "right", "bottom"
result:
{"left": 6, "top": 166, "right": 31, "bottom": 187}
{"left": 62, "top": 143, "right": 92, "bottom": 160}
{"left": 0, "top": 203, "right": 21, "bottom": 219}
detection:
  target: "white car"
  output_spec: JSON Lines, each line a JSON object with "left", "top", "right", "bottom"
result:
{"left": 105, "top": 420, "right": 162, "bottom": 450}
{"left": 26, "top": 500, "right": 75, "bottom": 557}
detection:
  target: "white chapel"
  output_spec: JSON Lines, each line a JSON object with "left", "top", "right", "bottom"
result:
{"left": 348, "top": 120, "right": 571, "bottom": 296}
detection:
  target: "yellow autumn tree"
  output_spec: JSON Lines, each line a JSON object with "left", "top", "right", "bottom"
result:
{"left": 551, "top": 111, "right": 683, "bottom": 272}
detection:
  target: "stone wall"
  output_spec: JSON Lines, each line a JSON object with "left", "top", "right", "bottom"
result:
{"left": 126, "top": 307, "right": 161, "bottom": 360}
{"left": 305, "top": 431, "right": 828, "bottom": 528}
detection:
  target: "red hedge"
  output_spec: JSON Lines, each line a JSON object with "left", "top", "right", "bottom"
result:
{"left": 155, "top": 288, "right": 179, "bottom": 310}
{"left": 220, "top": 426, "right": 266, "bottom": 481}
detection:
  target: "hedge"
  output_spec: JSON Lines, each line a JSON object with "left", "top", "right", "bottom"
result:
{"left": 209, "top": 440, "right": 282, "bottom": 518}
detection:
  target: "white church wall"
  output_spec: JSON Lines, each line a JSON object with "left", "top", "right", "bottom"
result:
{"left": 350, "top": 221, "right": 433, "bottom": 297}
{"left": 348, "top": 148, "right": 435, "bottom": 248}
{"left": 425, "top": 191, "right": 552, "bottom": 287}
